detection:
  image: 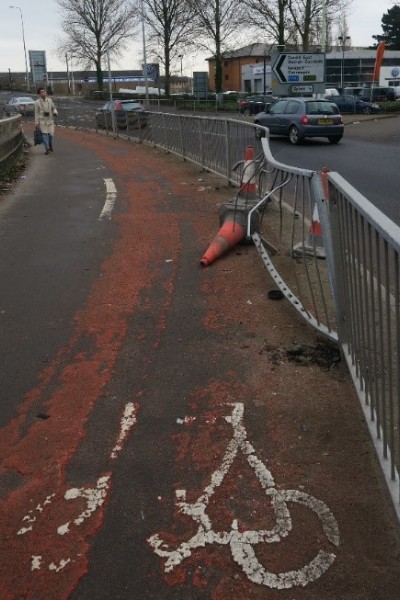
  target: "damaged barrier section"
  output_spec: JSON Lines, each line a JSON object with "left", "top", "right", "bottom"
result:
{"left": 49, "top": 110, "right": 400, "bottom": 519}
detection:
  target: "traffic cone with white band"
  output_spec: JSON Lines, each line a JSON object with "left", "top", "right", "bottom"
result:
{"left": 292, "top": 167, "right": 330, "bottom": 259}
{"left": 238, "top": 145, "right": 257, "bottom": 201}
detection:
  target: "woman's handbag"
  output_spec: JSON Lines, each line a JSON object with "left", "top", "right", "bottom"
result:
{"left": 34, "top": 128, "right": 43, "bottom": 146}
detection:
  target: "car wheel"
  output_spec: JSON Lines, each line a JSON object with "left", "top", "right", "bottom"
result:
{"left": 362, "top": 107, "right": 371, "bottom": 115}
{"left": 289, "top": 126, "right": 302, "bottom": 145}
{"left": 328, "top": 136, "right": 342, "bottom": 144}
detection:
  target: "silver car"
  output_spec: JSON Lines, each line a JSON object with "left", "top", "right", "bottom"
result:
{"left": 254, "top": 97, "right": 344, "bottom": 145}
{"left": 4, "top": 96, "right": 36, "bottom": 117}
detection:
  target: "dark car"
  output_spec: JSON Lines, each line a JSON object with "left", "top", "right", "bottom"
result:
{"left": 95, "top": 99, "right": 148, "bottom": 130}
{"left": 325, "top": 94, "right": 381, "bottom": 115}
{"left": 254, "top": 97, "right": 344, "bottom": 145}
{"left": 358, "top": 87, "right": 395, "bottom": 102}
{"left": 4, "top": 96, "right": 36, "bottom": 116}
{"left": 238, "top": 94, "right": 275, "bottom": 115}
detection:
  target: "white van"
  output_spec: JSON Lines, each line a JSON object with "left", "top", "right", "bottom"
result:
{"left": 323, "top": 88, "right": 340, "bottom": 98}
{"left": 390, "top": 86, "right": 400, "bottom": 99}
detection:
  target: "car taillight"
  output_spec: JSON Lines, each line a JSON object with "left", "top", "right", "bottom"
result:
{"left": 300, "top": 115, "right": 309, "bottom": 124}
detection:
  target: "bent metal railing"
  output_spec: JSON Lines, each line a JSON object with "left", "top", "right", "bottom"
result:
{"left": 55, "top": 109, "right": 400, "bottom": 516}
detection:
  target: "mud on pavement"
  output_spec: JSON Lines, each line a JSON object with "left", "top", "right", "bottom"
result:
{"left": 1, "top": 126, "right": 400, "bottom": 599}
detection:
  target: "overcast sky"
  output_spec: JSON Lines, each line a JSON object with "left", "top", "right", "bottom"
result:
{"left": 0, "top": 0, "right": 391, "bottom": 76}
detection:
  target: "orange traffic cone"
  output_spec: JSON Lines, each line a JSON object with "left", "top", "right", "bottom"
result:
{"left": 200, "top": 217, "right": 245, "bottom": 267}
{"left": 292, "top": 202, "right": 325, "bottom": 258}
{"left": 320, "top": 166, "right": 331, "bottom": 199}
{"left": 292, "top": 167, "right": 330, "bottom": 259}
{"left": 238, "top": 145, "right": 257, "bottom": 200}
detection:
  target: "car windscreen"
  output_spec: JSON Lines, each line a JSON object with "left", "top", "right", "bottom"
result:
{"left": 305, "top": 101, "right": 338, "bottom": 115}
{"left": 17, "top": 98, "right": 34, "bottom": 103}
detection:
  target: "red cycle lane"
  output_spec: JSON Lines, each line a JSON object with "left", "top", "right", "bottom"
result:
{"left": 0, "top": 126, "right": 399, "bottom": 599}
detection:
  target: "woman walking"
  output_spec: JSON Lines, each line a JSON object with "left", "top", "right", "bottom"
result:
{"left": 34, "top": 87, "right": 58, "bottom": 155}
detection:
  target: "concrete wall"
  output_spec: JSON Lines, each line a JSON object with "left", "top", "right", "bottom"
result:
{"left": 0, "top": 115, "right": 23, "bottom": 176}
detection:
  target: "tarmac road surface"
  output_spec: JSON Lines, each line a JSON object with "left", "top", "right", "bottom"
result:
{"left": 0, "top": 125, "right": 399, "bottom": 599}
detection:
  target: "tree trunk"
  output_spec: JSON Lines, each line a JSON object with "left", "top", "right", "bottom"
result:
{"left": 96, "top": 50, "right": 103, "bottom": 91}
{"left": 164, "top": 45, "right": 171, "bottom": 96}
{"left": 215, "top": 0, "right": 222, "bottom": 93}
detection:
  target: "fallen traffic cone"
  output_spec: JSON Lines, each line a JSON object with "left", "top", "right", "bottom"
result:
{"left": 200, "top": 213, "right": 246, "bottom": 267}
{"left": 238, "top": 145, "right": 257, "bottom": 201}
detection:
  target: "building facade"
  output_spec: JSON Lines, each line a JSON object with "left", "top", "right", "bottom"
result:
{"left": 207, "top": 45, "right": 400, "bottom": 94}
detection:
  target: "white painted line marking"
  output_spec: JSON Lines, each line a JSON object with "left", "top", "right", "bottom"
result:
{"left": 148, "top": 403, "right": 339, "bottom": 589}
{"left": 110, "top": 402, "right": 139, "bottom": 459}
{"left": 48, "top": 558, "right": 71, "bottom": 572}
{"left": 31, "top": 556, "right": 43, "bottom": 571}
{"left": 98, "top": 178, "right": 117, "bottom": 221}
{"left": 17, "top": 494, "right": 56, "bottom": 535}
{"left": 60, "top": 475, "right": 110, "bottom": 531}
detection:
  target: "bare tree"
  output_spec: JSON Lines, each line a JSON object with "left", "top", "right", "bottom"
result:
{"left": 56, "top": 0, "right": 139, "bottom": 90}
{"left": 242, "top": 0, "right": 351, "bottom": 51}
{"left": 139, "top": 0, "right": 196, "bottom": 95}
{"left": 186, "top": 0, "right": 246, "bottom": 93}
{"left": 241, "top": 0, "right": 292, "bottom": 47}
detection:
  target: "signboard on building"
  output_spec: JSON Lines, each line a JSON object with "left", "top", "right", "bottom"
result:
{"left": 29, "top": 50, "right": 47, "bottom": 85}
{"left": 143, "top": 63, "right": 159, "bottom": 82}
{"left": 271, "top": 51, "right": 325, "bottom": 96}
{"left": 379, "top": 65, "right": 400, "bottom": 87}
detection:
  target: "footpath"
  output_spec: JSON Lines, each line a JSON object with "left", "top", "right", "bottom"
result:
{"left": 0, "top": 123, "right": 399, "bottom": 599}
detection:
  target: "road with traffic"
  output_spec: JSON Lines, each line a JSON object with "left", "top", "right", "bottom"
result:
{"left": 268, "top": 114, "right": 400, "bottom": 224}
{"left": 0, "top": 115, "right": 399, "bottom": 599}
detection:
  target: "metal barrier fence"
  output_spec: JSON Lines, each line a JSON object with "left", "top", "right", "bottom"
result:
{"left": 114, "top": 111, "right": 399, "bottom": 518}
{"left": 1, "top": 106, "right": 399, "bottom": 519}
{"left": 326, "top": 173, "right": 400, "bottom": 518}
{"left": 0, "top": 115, "right": 23, "bottom": 174}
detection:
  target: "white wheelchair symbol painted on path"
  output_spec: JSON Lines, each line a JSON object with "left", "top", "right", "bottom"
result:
{"left": 148, "top": 403, "right": 340, "bottom": 590}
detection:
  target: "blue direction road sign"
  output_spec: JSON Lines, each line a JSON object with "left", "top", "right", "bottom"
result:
{"left": 271, "top": 52, "right": 326, "bottom": 96}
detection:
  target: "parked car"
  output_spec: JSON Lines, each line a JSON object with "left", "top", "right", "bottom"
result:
{"left": 95, "top": 99, "right": 148, "bottom": 129}
{"left": 254, "top": 97, "right": 344, "bottom": 145}
{"left": 358, "top": 87, "right": 395, "bottom": 102}
{"left": 238, "top": 94, "right": 275, "bottom": 115}
{"left": 4, "top": 96, "right": 36, "bottom": 116}
{"left": 325, "top": 94, "right": 381, "bottom": 115}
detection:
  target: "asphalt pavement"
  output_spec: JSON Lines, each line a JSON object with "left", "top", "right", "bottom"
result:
{"left": 0, "top": 123, "right": 399, "bottom": 599}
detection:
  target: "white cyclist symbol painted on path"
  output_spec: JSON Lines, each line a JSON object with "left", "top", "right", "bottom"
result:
{"left": 148, "top": 403, "right": 340, "bottom": 590}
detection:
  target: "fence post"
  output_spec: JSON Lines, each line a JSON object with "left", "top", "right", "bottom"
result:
{"left": 311, "top": 172, "right": 347, "bottom": 345}
{"left": 225, "top": 120, "right": 232, "bottom": 183}
{"left": 199, "top": 119, "right": 205, "bottom": 167}
{"left": 179, "top": 115, "right": 185, "bottom": 160}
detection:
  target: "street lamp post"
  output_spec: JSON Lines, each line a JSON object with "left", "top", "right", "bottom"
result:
{"left": 338, "top": 35, "right": 350, "bottom": 91}
{"left": 9, "top": 5, "right": 30, "bottom": 91}
{"left": 140, "top": 0, "right": 149, "bottom": 107}
{"left": 178, "top": 54, "right": 183, "bottom": 91}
